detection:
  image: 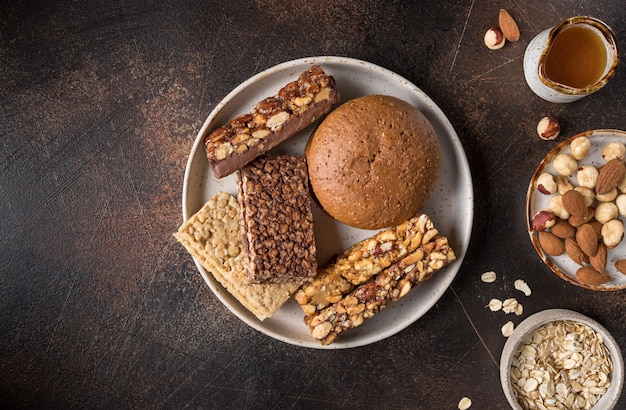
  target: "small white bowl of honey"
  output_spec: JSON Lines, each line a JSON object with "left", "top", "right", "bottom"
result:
{"left": 523, "top": 16, "right": 619, "bottom": 103}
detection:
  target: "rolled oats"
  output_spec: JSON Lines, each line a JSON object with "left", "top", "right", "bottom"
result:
{"left": 502, "top": 321, "right": 515, "bottom": 337}
{"left": 481, "top": 271, "right": 497, "bottom": 283}
{"left": 502, "top": 298, "right": 520, "bottom": 314}
{"left": 488, "top": 298, "right": 503, "bottom": 312}
{"left": 458, "top": 396, "right": 472, "bottom": 410}
{"left": 514, "top": 279, "right": 532, "bottom": 296}
{"left": 510, "top": 320, "right": 613, "bottom": 410}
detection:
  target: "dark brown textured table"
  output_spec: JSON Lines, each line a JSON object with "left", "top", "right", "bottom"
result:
{"left": 2, "top": 1, "right": 626, "bottom": 408}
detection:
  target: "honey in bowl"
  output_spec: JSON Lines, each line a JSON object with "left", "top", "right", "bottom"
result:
{"left": 544, "top": 25, "right": 608, "bottom": 89}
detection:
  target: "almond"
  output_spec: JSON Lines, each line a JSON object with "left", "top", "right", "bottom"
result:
{"left": 589, "top": 220, "right": 604, "bottom": 238}
{"left": 595, "top": 158, "right": 626, "bottom": 195}
{"left": 568, "top": 207, "right": 594, "bottom": 227}
{"left": 551, "top": 219, "right": 576, "bottom": 238}
{"left": 576, "top": 223, "right": 598, "bottom": 257}
{"left": 538, "top": 231, "right": 565, "bottom": 256}
{"left": 565, "top": 238, "right": 589, "bottom": 265}
{"left": 576, "top": 266, "right": 611, "bottom": 286}
{"left": 562, "top": 190, "right": 587, "bottom": 217}
{"left": 498, "top": 9, "right": 520, "bottom": 42}
{"left": 615, "top": 259, "right": 626, "bottom": 275}
{"left": 590, "top": 243, "right": 607, "bottom": 272}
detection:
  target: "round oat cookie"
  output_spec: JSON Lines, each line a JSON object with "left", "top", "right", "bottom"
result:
{"left": 305, "top": 94, "right": 440, "bottom": 230}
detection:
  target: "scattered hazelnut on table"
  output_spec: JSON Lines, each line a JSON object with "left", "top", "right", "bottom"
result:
{"left": 484, "top": 27, "right": 505, "bottom": 49}
{"left": 537, "top": 116, "right": 560, "bottom": 140}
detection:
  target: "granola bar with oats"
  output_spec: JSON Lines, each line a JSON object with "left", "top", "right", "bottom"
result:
{"left": 204, "top": 65, "right": 340, "bottom": 178}
{"left": 173, "top": 191, "right": 299, "bottom": 321}
{"left": 305, "top": 236, "right": 456, "bottom": 345}
{"left": 294, "top": 214, "right": 438, "bottom": 316}
{"left": 237, "top": 155, "right": 317, "bottom": 284}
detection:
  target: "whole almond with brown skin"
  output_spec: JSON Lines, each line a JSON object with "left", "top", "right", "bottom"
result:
{"left": 551, "top": 218, "right": 576, "bottom": 238}
{"left": 590, "top": 243, "right": 608, "bottom": 272}
{"left": 576, "top": 223, "right": 598, "bottom": 257}
{"left": 615, "top": 259, "right": 626, "bottom": 275}
{"left": 589, "top": 220, "right": 603, "bottom": 238}
{"left": 595, "top": 158, "right": 626, "bottom": 195}
{"left": 568, "top": 208, "right": 595, "bottom": 227}
{"left": 538, "top": 231, "right": 565, "bottom": 256}
{"left": 576, "top": 266, "right": 611, "bottom": 286}
{"left": 565, "top": 238, "right": 589, "bottom": 265}
{"left": 562, "top": 190, "right": 587, "bottom": 217}
{"left": 498, "top": 9, "right": 520, "bottom": 42}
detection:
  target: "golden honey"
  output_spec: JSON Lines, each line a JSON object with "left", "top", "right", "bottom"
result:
{"left": 544, "top": 26, "right": 607, "bottom": 88}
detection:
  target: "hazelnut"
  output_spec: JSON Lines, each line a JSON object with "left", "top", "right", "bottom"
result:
{"left": 596, "top": 188, "right": 618, "bottom": 203}
{"left": 601, "top": 219, "right": 624, "bottom": 248}
{"left": 570, "top": 136, "right": 591, "bottom": 160}
{"left": 557, "top": 175, "right": 573, "bottom": 194}
{"left": 536, "top": 172, "right": 557, "bottom": 194}
{"left": 548, "top": 195, "right": 570, "bottom": 220}
{"left": 602, "top": 141, "right": 626, "bottom": 161}
{"left": 552, "top": 154, "right": 577, "bottom": 176}
{"left": 537, "top": 116, "right": 560, "bottom": 140}
{"left": 576, "top": 165, "right": 598, "bottom": 189}
{"left": 616, "top": 194, "right": 626, "bottom": 216}
{"left": 595, "top": 202, "right": 618, "bottom": 224}
{"left": 484, "top": 27, "right": 505, "bottom": 50}
{"left": 531, "top": 210, "right": 556, "bottom": 231}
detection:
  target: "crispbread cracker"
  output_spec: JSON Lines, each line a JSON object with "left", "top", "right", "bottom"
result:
{"left": 174, "top": 191, "right": 299, "bottom": 321}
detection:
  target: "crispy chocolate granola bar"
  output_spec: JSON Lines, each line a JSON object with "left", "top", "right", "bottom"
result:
{"left": 205, "top": 65, "right": 340, "bottom": 178}
{"left": 237, "top": 155, "right": 317, "bottom": 284}
{"left": 305, "top": 236, "right": 456, "bottom": 345}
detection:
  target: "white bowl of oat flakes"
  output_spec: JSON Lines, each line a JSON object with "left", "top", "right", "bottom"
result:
{"left": 500, "top": 309, "right": 623, "bottom": 410}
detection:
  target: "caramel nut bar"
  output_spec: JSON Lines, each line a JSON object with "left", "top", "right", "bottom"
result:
{"left": 173, "top": 191, "right": 300, "bottom": 321}
{"left": 204, "top": 65, "right": 341, "bottom": 178}
{"left": 294, "top": 214, "right": 438, "bottom": 316}
{"left": 237, "top": 155, "right": 317, "bottom": 284}
{"left": 306, "top": 236, "right": 456, "bottom": 345}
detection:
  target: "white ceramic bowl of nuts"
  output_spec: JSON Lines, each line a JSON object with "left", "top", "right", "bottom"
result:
{"left": 527, "top": 129, "right": 626, "bottom": 290}
{"left": 500, "top": 309, "right": 624, "bottom": 410}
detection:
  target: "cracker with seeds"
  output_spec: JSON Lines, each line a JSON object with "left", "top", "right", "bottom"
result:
{"left": 174, "top": 191, "right": 299, "bottom": 321}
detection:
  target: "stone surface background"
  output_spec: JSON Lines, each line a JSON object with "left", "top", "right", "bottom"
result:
{"left": 2, "top": 1, "right": 625, "bottom": 408}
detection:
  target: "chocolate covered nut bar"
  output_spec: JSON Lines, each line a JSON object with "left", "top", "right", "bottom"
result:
{"left": 237, "top": 155, "right": 317, "bottom": 284}
{"left": 305, "top": 236, "right": 456, "bottom": 345}
{"left": 173, "top": 191, "right": 300, "bottom": 321}
{"left": 295, "top": 214, "right": 438, "bottom": 316}
{"left": 205, "top": 65, "right": 341, "bottom": 178}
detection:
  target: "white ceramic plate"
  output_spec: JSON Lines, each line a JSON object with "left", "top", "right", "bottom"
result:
{"left": 182, "top": 56, "right": 473, "bottom": 348}
{"left": 526, "top": 129, "right": 626, "bottom": 291}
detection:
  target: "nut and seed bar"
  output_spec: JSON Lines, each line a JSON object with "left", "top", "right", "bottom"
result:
{"left": 294, "top": 214, "right": 438, "bottom": 316}
{"left": 204, "top": 65, "right": 341, "bottom": 178}
{"left": 237, "top": 155, "right": 317, "bottom": 284}
{"left": 173, "top": 191, "right": 300, "bottom": 321}
{"left": 305, "top": 236, "right": 456, "bottom": 345}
